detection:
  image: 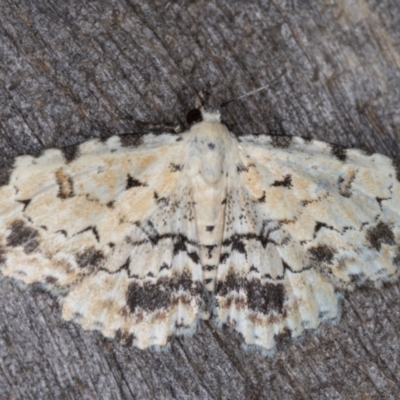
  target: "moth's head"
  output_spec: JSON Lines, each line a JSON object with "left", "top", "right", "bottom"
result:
{"left": 185, "top": 106, "right": 230, "bottom": 146}
{"left": 186, "top": 107, "right": 221, "bottom": 126}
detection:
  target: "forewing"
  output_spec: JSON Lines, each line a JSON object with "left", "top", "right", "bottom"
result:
{"left": 215, "top": 135, "right": 400, "bottom": 352}
{"left": 0, "top": 133, "right": 203, "bottom": 348}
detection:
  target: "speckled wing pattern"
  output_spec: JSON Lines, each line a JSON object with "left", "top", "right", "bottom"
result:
{"left": 0, "top": 133, "right": 204, "bottom": 348}
{"left": 1, "top": 110, "right": 399, "bottom": 353}
{"left": 215, "top": 134, "right": 400, "bottom": 351}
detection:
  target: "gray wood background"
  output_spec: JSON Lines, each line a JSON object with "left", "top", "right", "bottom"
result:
{"left": 1, "top": 1, "right": 400, "bottom": 399}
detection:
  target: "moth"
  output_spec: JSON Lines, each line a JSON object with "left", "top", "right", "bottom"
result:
{"left": 0, "top": 107, "right": 399, "bottom": 353}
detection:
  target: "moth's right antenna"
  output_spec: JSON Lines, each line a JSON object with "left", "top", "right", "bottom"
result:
{"left": 220, "top": 69, "right": 286, "bottom": 108}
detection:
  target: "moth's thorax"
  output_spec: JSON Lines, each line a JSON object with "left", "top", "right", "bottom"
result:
{"left": 185, "top": 120, "right": 233, "bottom": 185}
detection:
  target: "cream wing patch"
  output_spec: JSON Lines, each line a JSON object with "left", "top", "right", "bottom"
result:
{"left": 1, "top": 110, "right": 399, "bottom": 353}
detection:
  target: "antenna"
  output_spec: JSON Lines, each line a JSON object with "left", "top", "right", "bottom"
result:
{"left": 220, "top": 69, "right": 286, "bottom": 108}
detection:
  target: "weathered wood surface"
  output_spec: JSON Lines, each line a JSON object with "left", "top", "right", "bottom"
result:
{"left": 1, "top": 1, "right": 400, "bottom": 399}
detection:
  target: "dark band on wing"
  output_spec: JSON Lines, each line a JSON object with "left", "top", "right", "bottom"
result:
{"left": 126, "top": 272, "right": 203, "bottom": 313}
{"left": 61, "top": 145, "right": 80, "bottom": 163}
{"left": 365, "top": 221, "right": 396, "bottom": 251}
{"left": 6, "top": 220, "right": 40, "bottom": 254}
{"left": 75, "top": 246, "right": 105, "bottom": 268}
{"left": 216, "top": 270, "right": 286, "bottom": 315}
{"left": 330, "top": 144, "right": 348, "bottom": 162}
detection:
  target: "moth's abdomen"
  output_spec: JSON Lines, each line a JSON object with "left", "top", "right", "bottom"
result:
{"left": 192, "top": 176, "right": 226, "bottom": 291}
